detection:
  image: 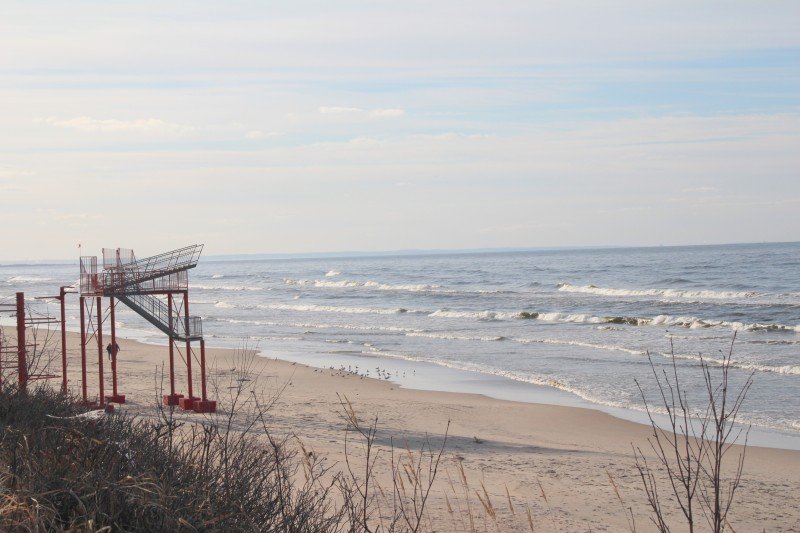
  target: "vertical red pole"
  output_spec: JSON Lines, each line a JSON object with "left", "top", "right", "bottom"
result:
{"left": 200, "top": 339, "right": 207, "bottom": 401}
{"left": 168, "top": 293, "right": 175, "bottom": 397}
{"left": 110, "top": 297, "right": 118, "bottom": 398}
{"left": 80, "top": 296, "right": 87, "bottom": 401}
{"left": 16, "top": 292, "right": 27, "bottom": 392}
{"left": 96, "top": 296, "right": 104, "bottom": 406}
{"left": 60, "top": 286, "right": 67, "bottom": 393}
{"left": 184, "top": 291, "right": 193, "bottom": 401}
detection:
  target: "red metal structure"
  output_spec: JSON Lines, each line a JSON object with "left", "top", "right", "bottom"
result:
{"left": 78, "top": 245, "right": 216, "bottom": 412}
{"left": 0, "top": 292, "right": 61, "bottom": 392}
{"left": 35, "top": 286, "right": 77, "bottom": 393}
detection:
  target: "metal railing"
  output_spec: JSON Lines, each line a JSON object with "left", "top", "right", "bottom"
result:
{"left": 79, "top": 256, "right": 101, "bottom": 296}
{"left": 103, "top": 248, "right": 136, "bottom": 270}
{"left": 99, "top": 244, "right": 203, "bottom": 294}
{"left": 118, "top": 293, "right": 203, "bottom": 340}
{"left": 121, "top": 244, "right": 203, "bottom": 277}
{"left": 103, "top": 270, "right": 188, "bottom": 294}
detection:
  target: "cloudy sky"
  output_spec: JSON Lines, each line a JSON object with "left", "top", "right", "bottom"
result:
{"left": 1, "top": 1, "right": 798, "bottom": 260}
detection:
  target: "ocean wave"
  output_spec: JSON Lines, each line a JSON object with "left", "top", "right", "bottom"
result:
{"left": 656, "top": 351, "right": 800, "bottom": 376}
{"left": 190, "top": 284, "right": 262, "bottom": 291}
{"left": 513, "top": 337, "right": 645, "bottom": 355}
{"left": 6, "top": 276, "right": 53, "bottom": 283}
{"left": 258, "top": 302, "right": 416, "bottom": 316}
{"left": 211, "top": 274, "right": 225, "bottom": 279}
{"left": 427, "top": 309, "right": 515, "bottom": 321}
{"left": 284, "top": 277, "right": 447, "bottom": 293}
{"left": 213, "top": 317, "right": 422, "bottom": 334}
{"left": 406, "top": 331, "right": 506, "bottom": 342}
{"left": 557, "top": 282, "right": 758, "bottom": 300}
{"left": 324, "top": 270, "right": 341, "bottom": 277}
{"left": 430, "top": 307, "right": 800, "bottom": 334}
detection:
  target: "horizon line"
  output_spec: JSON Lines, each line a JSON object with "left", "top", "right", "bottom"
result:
{"left": 1, "top": 239, "right": 797, "bottom": 266}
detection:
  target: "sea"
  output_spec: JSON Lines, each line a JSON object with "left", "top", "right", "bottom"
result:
{"left": 2, "top": 242, "right": 799, "bottom": 448}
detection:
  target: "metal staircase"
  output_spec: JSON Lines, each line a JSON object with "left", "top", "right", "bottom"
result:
{"left": 79, "top": 245, "right": 205, "bottom": 340}
{"left": 116, "top": 293, "right": 202, "bottom": 341}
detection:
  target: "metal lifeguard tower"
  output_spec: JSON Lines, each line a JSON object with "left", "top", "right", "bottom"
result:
{"left": 79, "top": 244, "right": 216, "bottom": 412}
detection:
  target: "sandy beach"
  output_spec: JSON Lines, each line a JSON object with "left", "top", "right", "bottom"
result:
{"left": 8, "top": 327, "right": 796, "bottom": 532}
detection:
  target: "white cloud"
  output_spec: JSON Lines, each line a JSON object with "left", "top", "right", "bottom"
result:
{"left": 38, "top": 116, "right": 193, "bottom": 134}
{"left": 369, "top": 108, "right": 405, "bottom": 118}
{"left": 319, "top": 107, "right": 405, "bottom": 118}
{"left": 245, "top": 130, "right": 284, "bottom": 139}
{"left": 0, "top": 166, "right": 35, "bottom": 179}
{"left": 319, "top": 106, "right": 362, "bottom": 114}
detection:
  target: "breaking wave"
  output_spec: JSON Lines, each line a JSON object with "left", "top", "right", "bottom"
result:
{"left": 516, "top": 310, "right": 800, "bottom": 333}
{"left": 557, "top": 283, "right": 759, "bottom": 300}
{"left": 406, "top": 331, "right": 506, "bottom": 342}
{"left": 257, "top": 302, "right": 417, "bottom": 316}
{"left": 655, "top": 351, "right": 800, "bottom": 376}
{"left": 513, "top": 337, "right": 645, "bottom": 355}
{"left": 211, "top": 317, "right": 422, "bottom": 334}
{"left": 190, "top": 284, "right": 262, "bottom": 292}
{"left": 6, "top": 276, "right": 53, "bottom": 283}
{"left": 427, "top": 309, "right": 515, "bottom": 321}
{"left": 284, "top": 277, "right": 447, "bottom": 293}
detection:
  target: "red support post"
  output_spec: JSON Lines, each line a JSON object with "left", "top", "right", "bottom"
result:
{"left": 106, "top": 297, "right": 125, "bottom": 404}
{"left": 96, "top": 297, "right": 104, "bottom": 406}
{"left": 178, "top": 291, "right": 197, "bottom": 410}
{"left": 163, "top": 293, "right": 182, "bottom": 406}
{"left": 200, "top": 339, "right": 207, "bottom": 402}
{"left": 80, "top": 296, "right": 87, "bottom": 401}
{"left": 192, "top": 338, "right": 216, "bottom": 413}
{"left": 60, "top": 286, "right": 67, "bottom": 393}
{"left": 16, "top": 292, "right": 27, "bottom": 392}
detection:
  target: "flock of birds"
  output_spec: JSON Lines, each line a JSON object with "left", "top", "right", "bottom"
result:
{"left": 311, "top": 364, "right": 415, "bottom": 381}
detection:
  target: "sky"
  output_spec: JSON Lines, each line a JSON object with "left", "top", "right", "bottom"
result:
{"left": 1, "top": 1, "right": 799, "bottom": 260}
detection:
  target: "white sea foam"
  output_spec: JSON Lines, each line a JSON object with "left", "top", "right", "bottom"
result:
{"left": 656, "top": 351, "right": 800, "bottom": 376}
{"left": 406, "top": 331, "right": 506, "bottom": 342}
{"left": 557, "top": 282, "right": 758, "bottom": 300}
{"left": 211, "top": 274, "right": 225, "bottom": 279}
{"left": 350, "top": 346, "right": 796, "bottom": 432}
{"left": 224, "top": 318, "right": 422, "bottom": 334}
{"left": 6, "top": 276, "right": 53, "bottom": 283}
{"left": 324, "top": 270, "right": 341, "bottom": 277}
{"left": 190, "top": 284, "right": 262, "bottom": 291}
{"left": 428, "top": 309, "right": 515, "bottom": 321}
{"left": 358, "top": 345, "right": 627, "bottom": 412}
{"left": 284, "top": 277, "right": 446, "bottom": 293}
{"left": 513, "top": 337, "right": 645, "bottom": 355}
{"left": 258, "top": 302, "right": 414, "bottom": 316}
{"left": 425, "top": 306, "right": 800, "bottom": 334}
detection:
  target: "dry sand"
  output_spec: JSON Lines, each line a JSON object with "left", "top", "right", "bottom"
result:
{"left": 9, "top": 329, "right": 800, "bottom": 531}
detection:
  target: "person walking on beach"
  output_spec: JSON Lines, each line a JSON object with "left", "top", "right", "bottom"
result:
{"left": 106, "top": 342, "right": 120, "bottom": 361}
